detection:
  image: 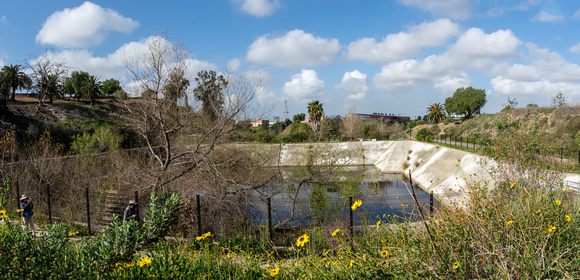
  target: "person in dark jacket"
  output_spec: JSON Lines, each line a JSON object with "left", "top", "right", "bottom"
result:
{"left": 20, "top": 195, "right": 35, "bottom": 236}
{"left": 123, "top": 200, "right": 138, "bottom": 222}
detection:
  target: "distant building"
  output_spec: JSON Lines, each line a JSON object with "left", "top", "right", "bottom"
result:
{"left": 251, "top": 120, "right": 269, "bottom": 127}
{"left": 353, "top": 113, "right": 411, "bottom": 123}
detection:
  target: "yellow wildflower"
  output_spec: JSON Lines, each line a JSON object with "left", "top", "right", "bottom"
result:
{"left": 556, "top": 200, "right": 562, "bottom": 205}
{"left": 227, "top": 252, "right": 233, "bottom": 258}
{"left": 400, "top": 203, "right": 404, "bottom": 207}
{"left": 376, "top": 221, "right": 381, "bottom": 228}
{"left": 455, "top": 163, "right": 460, "bottom": 167}
{"left": 536, "top": 209, "right": 541, "bottom": 214}
{"left": 381, "top": 251, "right": 389, "bottom": 257}
{"left": 142, "top": 223, "right": 146, "bottom": 228}
{"left": 269, "top": 267, "right": 279, "bottom": 277}
{"left": 454, "top": 261, "right": 459, "bottom": 269}
{"left": 137, "top": 257, "right": 152, "bottom": 267}
{"left": 460, "top": 200, "right": 465, "bottom": 204}
{"left": 351, "top": 200, "right": 362, "bottom": 211}
{"left": 548, "top": 226, "right": 557, "bottom": 233}
{"left": 563, "top": 188, "right": 570, "bottom": 192}
{"left": 296, "top": 234, "right": 309, "bottom": 247}
{"left": 506, "top": 220, "right": 513, "bottom": 225}
{"left": 332, "top": 229, "right": 340, "bottom": 237}
{"left": 16, "top": 209, "right": 23, "bottom": 213}
{"left": 196, "top": 231, "right": 212, "bottom": 241}
{"left": 510, "top": 182, "right": 516, "bottom": 188}
{"left": 0, "top": 210, "right": 7, "bottom": 218}
{"left": 349, "top": 260, "right": 355, "bottom": 267}
{"left": 566, "top": 215, "right": 571, "bottom": 222}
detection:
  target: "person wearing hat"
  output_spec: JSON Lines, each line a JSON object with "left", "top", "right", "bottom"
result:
{"left": 20, "top": 195, "right": 35, "bottom": 235}
{"left": 123, "top": 200, "right": 139, "bottom": 222}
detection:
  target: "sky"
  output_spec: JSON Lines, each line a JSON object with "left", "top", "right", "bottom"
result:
{"left": 1, "top": 0, "right": 580, "bottom": 120}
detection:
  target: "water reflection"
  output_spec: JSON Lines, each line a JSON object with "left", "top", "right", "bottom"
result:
{"left": 247, "top": 166, "right": 433, "bottom": 226}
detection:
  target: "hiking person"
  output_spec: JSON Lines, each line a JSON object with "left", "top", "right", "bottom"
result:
{"left": 20, "top": 195, "right": 35, "bottom": 236}
{"left": 123, "top": 200, "right": 138, "bottom": 222}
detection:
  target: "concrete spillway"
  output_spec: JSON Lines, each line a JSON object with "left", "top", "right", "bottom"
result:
{"left": 276, "top": 140, "right": 496, "bottom": 201}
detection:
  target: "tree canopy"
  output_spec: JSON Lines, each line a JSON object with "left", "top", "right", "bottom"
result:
{"left": 1, "top": 64, "right": 31, "bottom": 102}
{"left": 425, "top": 103, "right": 446, "bottom": 124}
{"left": 444, "top": 87, "right": 487, "bottom": 120}
{"left": 193, "top": 70, "right": 227, "bottom": 121}
{"left": 307, "top": 100, "right": 324, "bottom": 140}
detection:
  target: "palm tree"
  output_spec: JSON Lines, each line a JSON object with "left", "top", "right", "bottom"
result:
{"left": 426, "top": 103, "right": 446, "bottom": 124}
{"left": 307, "top": 100, "right": 324, "bottom": 141}
{"left": 1, "top": 64, "right": 32, "bottom": 102}
{"left": 83, "top": 75, "right": 101, "bottom": 106}
{"left": 41, "top": 74, "right": 63, "bottom": 104}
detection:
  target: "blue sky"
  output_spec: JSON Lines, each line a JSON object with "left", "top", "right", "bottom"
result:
{"left": 1, "top": 0, "right": 580, "bottom": 120}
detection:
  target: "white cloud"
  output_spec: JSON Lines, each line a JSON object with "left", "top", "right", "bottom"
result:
{"left": 32, "top": 36, "right": 216, "bottom": 85}
{"left": 572, "top": 9, "right": 580, "bottom": 21}
{"left": 234, "top": 0, "right": 281, "bottom": 17}
{"left": 0, "top": 16, "right": 7, "bottom": 24}
{"left": 346, "top": 19, "right": 460, "bottom": 64}
{"left": 372, "top": 28, "right": 521, "bottom": 94}
{"left": 491, "top": 43, "right": 580, "bottom": 98}
{"left": 335, "top": 70, "right": 370, "bottom": 99}
{"left": 398, "top": 0, "right": 473, "bottom": 20}
{"left": 282, "top": 69, "right": 325, "bottom": 100}
{"left": 532, "top": 11, "right": 565, "bottom": 24}
{"left": 227, "top": 58, "right": 241, "bottom": 71}
{"left": 434, "top": 73, "right": 471, "bottom": 94}
{"left": 36, "top": 1, "right": 139, "bottom": 48}
{"left": 570, "top": 42, "right": 580, "bottom": 53}
{"left": 246, "top": 29, "right": 341, "bottom": 68}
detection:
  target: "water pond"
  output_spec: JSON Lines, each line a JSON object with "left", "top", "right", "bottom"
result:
{"left": 247, "top": 166, "right": 435, "bottom": 226}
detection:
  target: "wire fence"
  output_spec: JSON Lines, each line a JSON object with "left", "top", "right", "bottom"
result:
{"left": 1, "top": 176, "right": 455, "bottom": 242}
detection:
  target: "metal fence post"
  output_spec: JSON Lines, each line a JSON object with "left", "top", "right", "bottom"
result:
{"left": 85, "top": 186, "right": 92, "bottom": 235}
{"left": 349, "top": 196, "right": 354, "bottom": 238}
{"left": 267, "top": 197, "right": 272, "bottom": 241}
{"left": 429, "top": 191, "right": 434, "bottom": 217}
{"left": 134, "top": 190, "right": 139, "bottom": 221}
{"left": 47, "top": 183, "right": 52, "bottom": 225}
{"left": 196, "top": 194, "right": 202, "bottom": 237}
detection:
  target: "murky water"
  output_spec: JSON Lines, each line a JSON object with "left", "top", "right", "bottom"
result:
{"left": 247, "top": 166, "right": 434, "bottom": 226}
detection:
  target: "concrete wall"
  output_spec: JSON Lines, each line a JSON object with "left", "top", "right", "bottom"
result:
{"left": 277, "top": 141, "right": 497, "bottom": 201}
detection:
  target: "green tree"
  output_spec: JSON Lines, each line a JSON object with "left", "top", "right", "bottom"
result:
{"left": 41, "top": 74, "right": 63, "bottom": 104}
{"left": 551, "top": 92, "right": 566, "bottom": 107}
{"left": 193, "top": 70, "right": 227, "bottom": 121}
{"left": 83, "top": 75, "right": 101, "bottom": 106}
{"left": 293, "top": 113, "right": 306, "bottom": 123}
{"left": 1, "top": 64, "right": 32, "bottom": 102}
{"left": 100, "top": 78, "right": 123, "bottom": 97}
{"left": 164, "top": 70, "right": 190, "bottom": 105}
{"left": 444, "top": 87, "right": 487, "bottom": 120}
{"left": 63, "top": 71, "right": 89, "bottom": 100}
{"left": 307, "top": 100, "right": 324, "bottom": 141}
{"left": 425, "top": 103, "right": 446, "bottom": 123}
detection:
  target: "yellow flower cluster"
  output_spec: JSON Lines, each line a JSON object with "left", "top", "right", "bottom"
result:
{"left": 0, "top": 210, "right": 7, "bottom": 219}
{"left": 269, "top": 267, "right": 279, "bottom": 276}
{"left": 351, "top": 200, "right": 362, "bottom": 211}
{"left": 548, "top": 226, "right": 557, "bottom": 233}
{"left": 196, "top": 231, "right": 212, "bottom": 241}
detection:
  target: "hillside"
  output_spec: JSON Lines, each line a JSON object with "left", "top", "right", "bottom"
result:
{"left": 0, "top": 94, "right": 136, "bottom": 151}
{"left": 412, "top": 104, "right": 580, "bottom": 142}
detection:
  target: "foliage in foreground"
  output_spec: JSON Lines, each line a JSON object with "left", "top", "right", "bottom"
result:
{"left": 2, "top": 164, "right": 580, "bottom": 279}
{"left": 0, "top": 192, "right": 181, "bottom": 279}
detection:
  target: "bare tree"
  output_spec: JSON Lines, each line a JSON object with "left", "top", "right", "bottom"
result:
{"left": 340, "top": 105, "right": 360, "bottom": 140}
{"left": 122, "top": 34, "right": 267, "bottom": 193}
{"left": 27, "top": 51, "right": 68, "bottom": 105}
